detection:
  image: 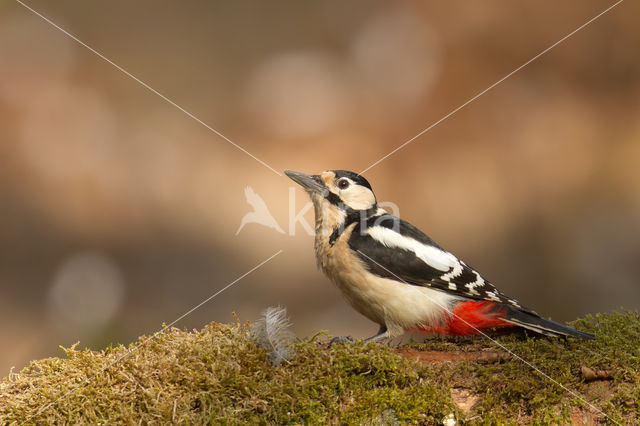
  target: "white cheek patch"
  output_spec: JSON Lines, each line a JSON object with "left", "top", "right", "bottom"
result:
{"left": 341, "top": 185, "right": 376, "bottom": 210}
{"left": 367, "top": 226, "right": 460, "bottom": 272}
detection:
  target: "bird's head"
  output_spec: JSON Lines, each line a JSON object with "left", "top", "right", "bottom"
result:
{"left": 285, "top": 170, "right": 377, "bottom": 222}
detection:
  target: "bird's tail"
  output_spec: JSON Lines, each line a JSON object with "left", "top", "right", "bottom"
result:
{"left": 503, "top": 305, "right": 595, "bottom": 340}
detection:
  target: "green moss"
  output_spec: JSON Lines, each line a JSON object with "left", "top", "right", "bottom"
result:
{"left": 1, "top": 311, "right": 639, "bottom": 424}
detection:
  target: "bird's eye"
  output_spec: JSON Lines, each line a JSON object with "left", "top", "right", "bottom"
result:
{"left": 337, "top": 179, "right": 350, "bottom": 190}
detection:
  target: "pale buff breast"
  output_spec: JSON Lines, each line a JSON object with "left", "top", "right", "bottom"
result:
{"left": 314, "top": 221, "right": 459, "bottom": 337}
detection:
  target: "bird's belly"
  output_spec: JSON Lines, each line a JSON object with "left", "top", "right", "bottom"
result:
{"left": 320, "top": 250, "right": 459, "bottom": 336}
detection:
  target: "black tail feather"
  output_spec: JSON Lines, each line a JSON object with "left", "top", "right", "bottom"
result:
{"left": 504, "top": 306, "right": 595, "bottom": 340}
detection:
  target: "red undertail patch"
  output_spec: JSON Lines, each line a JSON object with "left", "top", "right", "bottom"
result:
{"left": 417, "top": 301, "right": 513, "bottom": 336}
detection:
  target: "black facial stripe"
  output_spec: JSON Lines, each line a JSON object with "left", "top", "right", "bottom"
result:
{"left": 329, "top": 226, "right": 344, "bottom": 246}
{"left": 326, "top": 191, "right": 377, "bottom": 218}
{"left": 326, "top": 191, "right": 342, "bottom": 207}
{"left": 328, "top": 205, "right": 379, "bottom": 246}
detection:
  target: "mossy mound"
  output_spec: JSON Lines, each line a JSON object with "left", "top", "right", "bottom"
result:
{"left": 1, "top": 311, "right": 639, "bottom": 424}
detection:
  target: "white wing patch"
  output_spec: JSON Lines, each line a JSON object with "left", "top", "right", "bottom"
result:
{"left": 440, "top": 262, "right": 463, "bottom": 281}
{"left": 364, "top": 224, "right": 527, "bottom": 310}
{"left": 367, "top": 226, "right": 460, "bottom": 272}
{"left": 467, "top": 288, "right": 481, "bottom": 296}
{"left": 485, "top": 291, "right": 501, "bottom": 302}
{"left": 464, "top": 267, "right": 486, "bottom": 290}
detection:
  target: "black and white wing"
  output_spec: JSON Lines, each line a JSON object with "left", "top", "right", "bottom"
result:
{"left": 349, "top": 214, "right": 533, "bottom": 313}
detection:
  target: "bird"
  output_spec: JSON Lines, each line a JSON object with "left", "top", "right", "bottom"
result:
{"left": 236, "top": 186, "right": 285, "bottom": 235}
{"left": 285, "top": 169, "right": 594, "bottom": 342}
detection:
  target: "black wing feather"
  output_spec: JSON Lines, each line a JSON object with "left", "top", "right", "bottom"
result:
{"left": 349, "top": 214, "right": 535, "bottom": 314}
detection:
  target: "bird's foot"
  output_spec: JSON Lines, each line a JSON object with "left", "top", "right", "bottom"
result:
{"left": 328, "top": 336, "right": 355, "bottom": 346}
{"left": 364, "top": 325, "right": 390, "bottom": 343}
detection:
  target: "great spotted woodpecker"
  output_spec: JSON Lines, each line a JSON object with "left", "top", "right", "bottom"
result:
{"left": 285, "top": 169, "right": 594, "bottom": 342}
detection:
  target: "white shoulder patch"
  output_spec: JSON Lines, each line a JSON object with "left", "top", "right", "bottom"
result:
{"left": 367, "top": 226, "right": 459, "bottom": 272}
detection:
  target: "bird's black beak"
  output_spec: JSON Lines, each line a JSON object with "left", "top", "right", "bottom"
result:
{"left": 285, "top": 170, "right": 327, "bottom": 195}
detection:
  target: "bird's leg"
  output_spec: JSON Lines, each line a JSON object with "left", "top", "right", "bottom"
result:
{"left": 364, "top": 324, "right": 389, "bottom": 343}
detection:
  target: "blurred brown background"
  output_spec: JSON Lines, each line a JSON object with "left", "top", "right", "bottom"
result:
{"left": 1, "top": 1, "right": 639, "bottom": 374}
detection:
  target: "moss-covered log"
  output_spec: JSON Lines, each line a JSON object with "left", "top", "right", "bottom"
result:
{"left": 1, "top": 311, "right": 638, "bottom": 424}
